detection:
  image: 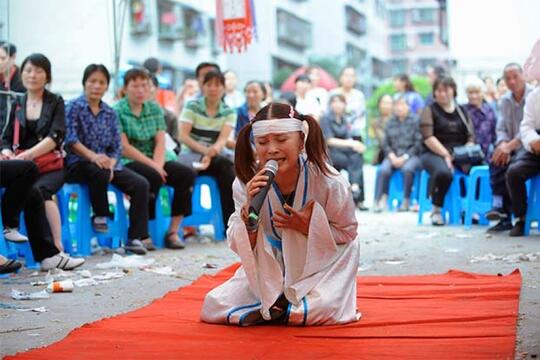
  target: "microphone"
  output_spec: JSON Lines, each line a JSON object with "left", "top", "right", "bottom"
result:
{"left": 247, "top": 160, "right": 279, "bottom": 228}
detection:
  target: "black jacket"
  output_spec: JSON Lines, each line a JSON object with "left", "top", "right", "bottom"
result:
{"left": 0, "top": 66, "right": 25, "bottom": 136}
{"left": 1, "top": 89, "right": 65, "bottom": 150}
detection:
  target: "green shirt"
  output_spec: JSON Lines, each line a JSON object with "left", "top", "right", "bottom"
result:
{"left": 179, "top": 97, "right": 236, "bottom": 153}
{"left": 113, "top": 98, "right": 176, "bottom": 164}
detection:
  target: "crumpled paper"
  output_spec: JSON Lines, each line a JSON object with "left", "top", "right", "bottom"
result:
{"left": 11, "top": 289, "right": 50, "bottom": 300}
{"left": 95, "top": 254, "right": 155, "bottom": 269}
{"left": 73, "top": 271, "right": 126, "bottom": 287}
{"left": 470, "top": 252, "right": 540, "bottom": 263}
{"left": 142, "top": 266, "right": 177, "bottom": 276}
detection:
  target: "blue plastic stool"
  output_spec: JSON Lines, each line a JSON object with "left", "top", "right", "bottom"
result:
{"left": 417, "top": 170, "right": 468, "bottom": 225}
{"left": 0, "top": 188, "right": 37, "bottom": 268}
{"left": 386, "top": 170, "right": 420, "bottom": 211}
{"left": 0, "top": 206, "right": 10, "bottom": 258}
{"left": 61, "top": 184, "right": 128, "bottom": 256}
{"left": 463, "top": 165, "right": 493, "bottom": 228}
{"left": 524, "top": 175, "right": 540, "bottom": 236}
{"left": 183, "top": 176, "right": 225, "bottom": 241}
{"left": 56, "top": 189, "right": 74, "bottom": 254}
{"left": 149, "top": 186, "right": 172, "bottom": 248}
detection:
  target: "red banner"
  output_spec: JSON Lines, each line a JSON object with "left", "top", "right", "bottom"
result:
{"left": 216, "top": 0, "right": 255, "bottom": 53}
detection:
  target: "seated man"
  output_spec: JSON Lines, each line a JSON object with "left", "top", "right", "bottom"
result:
{"left": 506, "top": 87, "right": 540, "bottom": 236}
{"left": 487, "top": 64, "right": 533, "bottom": 232}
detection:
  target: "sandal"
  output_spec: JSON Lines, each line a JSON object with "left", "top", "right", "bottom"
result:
{"left": 164, "top": 232, "right": 185, "bottom": 250}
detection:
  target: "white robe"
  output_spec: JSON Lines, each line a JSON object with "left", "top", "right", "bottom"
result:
{"left": 201, "top": 157, "right": 360, "bottom": 326}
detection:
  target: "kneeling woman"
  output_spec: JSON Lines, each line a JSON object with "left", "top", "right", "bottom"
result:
{"left": 201, "top": 103, "right": 360, "bottom": 326}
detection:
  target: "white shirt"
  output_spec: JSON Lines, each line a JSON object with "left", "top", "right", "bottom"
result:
{"left": 224, "top": 90, "right": 245, "bottom": 109}
{"left": 295, "top": 93, "right": 322, "bottom": 118}
{"left": 330, "top": 87, "right": 366, "bottom": 137}
{"left": 521, "top": 86, "right": 540, "bottom": 152}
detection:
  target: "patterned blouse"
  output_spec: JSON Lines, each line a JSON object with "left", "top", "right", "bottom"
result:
{"left": 65, "top": 95, "right": 122, "bottom": 169}
{"left": 463, "top": 101, "right": 497, "bottom": 160}
{"left": 383, "top": 114, "right": 423, "bottom": 157}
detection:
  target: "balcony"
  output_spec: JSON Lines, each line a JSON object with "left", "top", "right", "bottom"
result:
{"left": 345, "top": 5, "right": 367, "bottom": 36}
{"left": 276, "top": 9, "right": 312, "bottom": 51}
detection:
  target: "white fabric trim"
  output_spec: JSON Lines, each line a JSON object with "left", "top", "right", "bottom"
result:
{"left": 252, "top": 119, "right": 304, "bottom": 137}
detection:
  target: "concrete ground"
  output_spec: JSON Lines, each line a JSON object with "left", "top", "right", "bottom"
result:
{"left": 1, "top": 212, "right": 539, "bottom": 358}
{"left": 1, "top": 167, "right": 539, "bottom": 358}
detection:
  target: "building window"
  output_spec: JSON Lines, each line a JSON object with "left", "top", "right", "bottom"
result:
{"left": 412, "top": 8, "right": 436, "bottom": 24}
{"left": 130, "top": 0, "right": 151, "bottom": 35}
{"left": 345, "top": 5, "right": 367, "bottom": 36}
{"left": 390, "top": 34, "right": 407, "bottom": 52}
{"left": 346, "top": 43, "right": 367, "bottom": 70}
{"left": 416, "top": 58, "right": 437, "bottom": 73}
{"left": 389, "top": 10, "right": 405, "bottom": 28}
{"left": 418, "top": 32, "right": 434, "bottom": 45}
{"left": 157, "top": 0, "right": 183, "bottom": 40}
{"left": 272, "top": 56, "right": 301, "bottom": 88}
{"left": 374, "top": 0, "right": 386, "bottom": 19}
{"left": 276, "top": 9, "right": 312, "bottom": 51}
{"left": 391, "top": 59, "right": 408, "bottom": 75}
{"left": 183, "top": 7, "right": 205, "bottom": 49}
{"left": 371, "top": 57, "right": 388, "bottom": 79}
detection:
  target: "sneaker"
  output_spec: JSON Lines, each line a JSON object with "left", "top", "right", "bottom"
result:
{"left": 0, "top": 258, "right": 22, "bottom": 274}
{"left": 431, "top": 212, "right": 445, "bottom": 226}
{"left": 3, "top": 228, "right": 28, "bottom": 243}
{"left": 357, "top": 202, "right": 369, "bottom": 211}
{"left": 92, "top": 217, "right": 109, "bottom": 233}
{"left": 509, "top": 221, "right": 525, "bottom": 237}
{"left": 40, "top": 252, "right": 85, "bottom": 272}
{"left": 141, "top": 237, "right": 156, "bottom": 251}
{"left": 165, "top": 232, "right": 186, "bottom": 250}
{"left": 487, "top": 220, "right": 513, "bottom": 233}
{"left": 485, "top": 208, "right": 508, "bottom": 222}
{"left": 124, "top": 239, "right": 147, "bottom": 255}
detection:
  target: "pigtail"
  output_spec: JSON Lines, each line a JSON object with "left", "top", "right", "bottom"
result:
{"left": 234, "top": 122, "right": 257, "bottom": 184}
{"left": 300, "top": 113, "right": 332, "bottom": 177}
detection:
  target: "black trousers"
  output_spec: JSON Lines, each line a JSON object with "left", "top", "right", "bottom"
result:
{"left": 0, "top": 160, "right": 59, "bottom": 261}
{"left": 126, "top": 160, "right": 196, "bottom": 220}
{"left": 66, "top": 162, "right": 151, "bottom": 240}
{"left": 489, "top": 154, "right": 517, "bottom": 216}
{"left": 329, "top": 148, "right": 365, "bottom": 203}
{"left": 506, "top": 151, "right": 540, "bottom": 218}
{"left": 420, "top": 152, "right": 454, "bottom": 207}
{"left": 198, "top": 155, "right": 236, "bottom": 227}
{"left": 3, "top": 168, "right": 65, "bottom": 228}
{"left": 375, "top": 156, "right": 421, "bottom": 201}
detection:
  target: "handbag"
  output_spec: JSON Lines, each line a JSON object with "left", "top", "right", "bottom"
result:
{"left": 451, "top": 106, "right": 484, "bottom": 166}
{"left": 12, "top": 104, "right": 64, "bottom": 174}
{"left": 452, "top": 144, "right": 484, "bottom": 165}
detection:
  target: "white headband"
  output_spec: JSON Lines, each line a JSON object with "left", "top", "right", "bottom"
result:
{"left": 252, "top": 118, "right": 306, "bottom": 137}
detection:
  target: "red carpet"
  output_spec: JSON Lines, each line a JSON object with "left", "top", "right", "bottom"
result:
{"left": 7, "top": 264, "right": 521, "bottom": 360}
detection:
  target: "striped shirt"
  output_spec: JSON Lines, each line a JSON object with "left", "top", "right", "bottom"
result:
{"left": 179, "top": 97, "right": 236, "bottom": 153}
